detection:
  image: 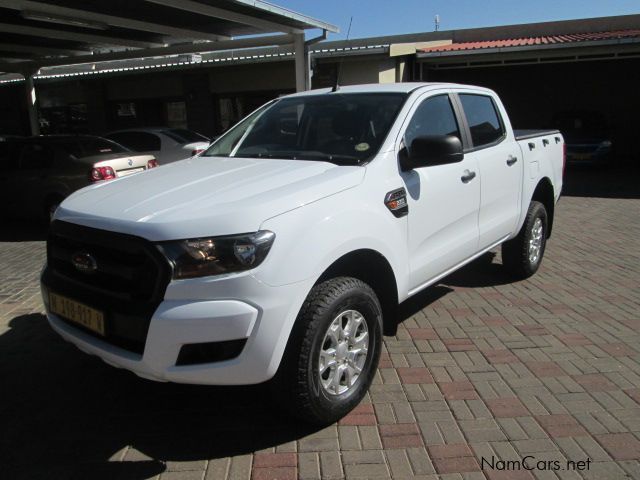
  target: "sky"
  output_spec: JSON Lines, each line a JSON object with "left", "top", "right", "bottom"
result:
{"left": 276, "top": 0, "right": 640, "bottom": 40}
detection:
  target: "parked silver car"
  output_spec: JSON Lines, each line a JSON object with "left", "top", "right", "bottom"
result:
{"left": 0, "top": 135, "right": 157, "bottom": 220}
{"left": 104, "top": 128, "right": 210, "bottom": 164}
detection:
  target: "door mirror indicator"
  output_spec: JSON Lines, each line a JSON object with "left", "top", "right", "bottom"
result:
{"left": 384, "top": 188, "right": 408, "bottom": 217}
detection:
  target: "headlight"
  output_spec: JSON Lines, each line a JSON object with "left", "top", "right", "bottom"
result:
{"left": 598, "top": 140, "right": 612, "bottom": 149}
{"left": 158, "top": 231, "right": 275, "bottom": 279}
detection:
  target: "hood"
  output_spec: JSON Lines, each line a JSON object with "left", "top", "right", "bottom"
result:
{"left": 56, "top": 156, "right": 365, "bottom": 241}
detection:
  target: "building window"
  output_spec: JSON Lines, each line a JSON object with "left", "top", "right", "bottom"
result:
{"left": 166, "top": 101, "right": 187, "bottom": 129}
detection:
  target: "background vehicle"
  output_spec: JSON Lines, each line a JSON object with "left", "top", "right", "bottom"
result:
{"left": 104, "top": 128, "right": 210, "bottom": 164}
{"left": 42, "top": 84, "right": 563, "bottom": 425}
{"left": 552, "top": 110, "right": 612, "bottom": 166}
{"left": 0, "top": 135, "right": 157, "bottom": 220}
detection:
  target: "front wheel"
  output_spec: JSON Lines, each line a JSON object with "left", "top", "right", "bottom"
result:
{"left": 502, "top": 201, "right": 548, "bottom": 279}
{"left": 271, "top": 277, "right": 382, "bottom": 425}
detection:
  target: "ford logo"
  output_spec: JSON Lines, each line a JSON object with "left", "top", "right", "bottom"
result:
{"left": 71, "top": 252, "right": 97, "bottom": 273}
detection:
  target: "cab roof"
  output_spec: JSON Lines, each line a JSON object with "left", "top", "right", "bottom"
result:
{"left": 285, "top": 82, "right": 472, "bottom": 98}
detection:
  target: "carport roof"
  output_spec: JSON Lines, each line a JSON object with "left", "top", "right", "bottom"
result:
{"left": 418, "top": 29, "right": 640, "bottom": 55}
{"left": 0, "top": 0, "right": 338, "bottom": 71}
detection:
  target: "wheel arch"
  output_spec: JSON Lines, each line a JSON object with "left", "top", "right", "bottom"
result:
{"left": 531, "top": 177, "right": 555, "bottom": 237}
{"left": 316, "top": 248, "right": 399, "bottom": 336}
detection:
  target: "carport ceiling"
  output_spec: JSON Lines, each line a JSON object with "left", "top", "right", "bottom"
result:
{"left": 0, "top": 0, "right": 337, "bottom": 69}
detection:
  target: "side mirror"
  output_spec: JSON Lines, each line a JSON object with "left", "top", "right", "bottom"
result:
{"left": 400, "top": 135, "right": 464, "bottom": 171}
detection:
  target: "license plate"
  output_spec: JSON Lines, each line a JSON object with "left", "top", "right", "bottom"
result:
{"left": 49, "top": 292, "right": 105, "bottom": 336}
{"left": 118, "top": 167, "right": 144, "bottom": 177}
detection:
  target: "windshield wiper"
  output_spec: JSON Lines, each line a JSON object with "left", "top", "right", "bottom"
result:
{"left": 298, "top": 153, "right": 362, "bottom": 165}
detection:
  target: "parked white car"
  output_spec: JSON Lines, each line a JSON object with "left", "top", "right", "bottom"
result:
{"left": 42, "top": 83, "right": 564, "bottom": 424}
{"left": 104, "top": 128, "right": 210, "bottom": 164}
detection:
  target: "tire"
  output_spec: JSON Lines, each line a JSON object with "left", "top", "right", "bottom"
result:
{"left": 502, "top": 201, "right": 548, "bottom": 279}
{"left": 271, "top": 276, "right": 382, "bottom": 426}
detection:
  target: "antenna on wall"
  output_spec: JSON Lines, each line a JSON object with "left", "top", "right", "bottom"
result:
{"left": 332, "top": 16, "right": 353, "bottom": 92}
{"left": 435, "top": 14, "right": 440, "bottom": 31}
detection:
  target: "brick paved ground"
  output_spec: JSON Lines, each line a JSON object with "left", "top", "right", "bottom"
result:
{"left": 1, "top": 183, "right": 639, "bottom": 479}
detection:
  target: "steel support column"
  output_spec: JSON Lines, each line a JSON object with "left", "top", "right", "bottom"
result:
{"left": 23, "top": 69, "right": 39, "bottom": 136}
{"left": 293, "top": 32, "right": 307, "bottom": 92}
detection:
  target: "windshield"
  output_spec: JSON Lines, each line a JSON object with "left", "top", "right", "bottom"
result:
{"left": 78, "top": 137, "right": 129, "bottom": 156}
{"left": 202, "top": 92, "right": 407, "bottom": 165}
{"left": 46, "top": 136, "right": 129, "bottom": 158}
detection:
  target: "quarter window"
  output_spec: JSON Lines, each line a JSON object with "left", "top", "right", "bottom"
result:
{"left": 459, "top": 94, "right": 505, "bottom": 147}
{"left": 404, "top": 94, "right": 461, "bottom": 151}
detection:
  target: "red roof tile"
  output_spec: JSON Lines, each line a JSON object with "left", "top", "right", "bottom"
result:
{"left": 420, "top": 29, "right": 640, "bottom": 53}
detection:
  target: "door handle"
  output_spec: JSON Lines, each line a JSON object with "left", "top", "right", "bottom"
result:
{"left": 461, "top": 170, "right": 476, "bottom": 183}
{"left": 506, "top": 155, "right": 518, "bottom": 166}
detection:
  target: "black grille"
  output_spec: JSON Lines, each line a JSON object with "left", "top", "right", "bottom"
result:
{"left": 42, "top": 220, "right": 172, "bottom": 354}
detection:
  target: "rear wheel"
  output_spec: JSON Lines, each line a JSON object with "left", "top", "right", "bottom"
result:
{"left": 271, "top": 277, "right": 382, "bottom": 425}
{"left": 502, "top": 201, "right": 548, "bottom": 279}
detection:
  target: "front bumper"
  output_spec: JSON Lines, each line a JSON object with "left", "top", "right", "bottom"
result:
{"left": 43, "top": 273, "right": 314, "bottom": 385}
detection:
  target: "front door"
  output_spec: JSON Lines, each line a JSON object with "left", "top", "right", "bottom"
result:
{"left": 399, "top": 93, "right": 481, "bottom": 291}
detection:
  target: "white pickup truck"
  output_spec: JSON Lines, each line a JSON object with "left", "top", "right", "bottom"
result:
{"left": 41, "top": 83, "right": 564, "bottom": 424}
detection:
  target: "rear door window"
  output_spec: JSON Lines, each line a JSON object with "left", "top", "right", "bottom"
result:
{"left": 459, "top": 94, "right": 505, "bottom": 148}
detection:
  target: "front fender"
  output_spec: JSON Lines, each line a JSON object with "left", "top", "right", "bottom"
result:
{"left": 255, "top": 186, "right": 409, "bottom": 300}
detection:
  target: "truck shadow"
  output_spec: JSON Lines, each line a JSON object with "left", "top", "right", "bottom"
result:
{"left": 440, "top": 251, "right": 515, "bottom": 289}
{"left": 1, "top": 253, "right": 522, "bottom": 479}
{"left": 562, "top": 163, "right": 640, "bottom": 199}
{"left": 0, "top": 314, "right": 319, "bottom": 480}
{"left": 393, "top": 252, "right": 512, "bottom": 330}
{"left": 0, "top": 220, "right": 48, "bottom": 242}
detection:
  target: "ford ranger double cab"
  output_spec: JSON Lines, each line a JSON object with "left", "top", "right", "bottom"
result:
{"left": 41, "top": 83, "right": 564, "bottom": 424}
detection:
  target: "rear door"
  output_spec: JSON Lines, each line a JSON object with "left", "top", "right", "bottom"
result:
{"left": 399, "top": 92, "right": 481, "bottom": 291}
{"left": 456, "top": 93, "right": 522, "bottom": 249}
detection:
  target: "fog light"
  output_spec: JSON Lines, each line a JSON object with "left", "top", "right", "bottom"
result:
{"left": 176, "top": 339, "right": 247, "bottom": 365}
